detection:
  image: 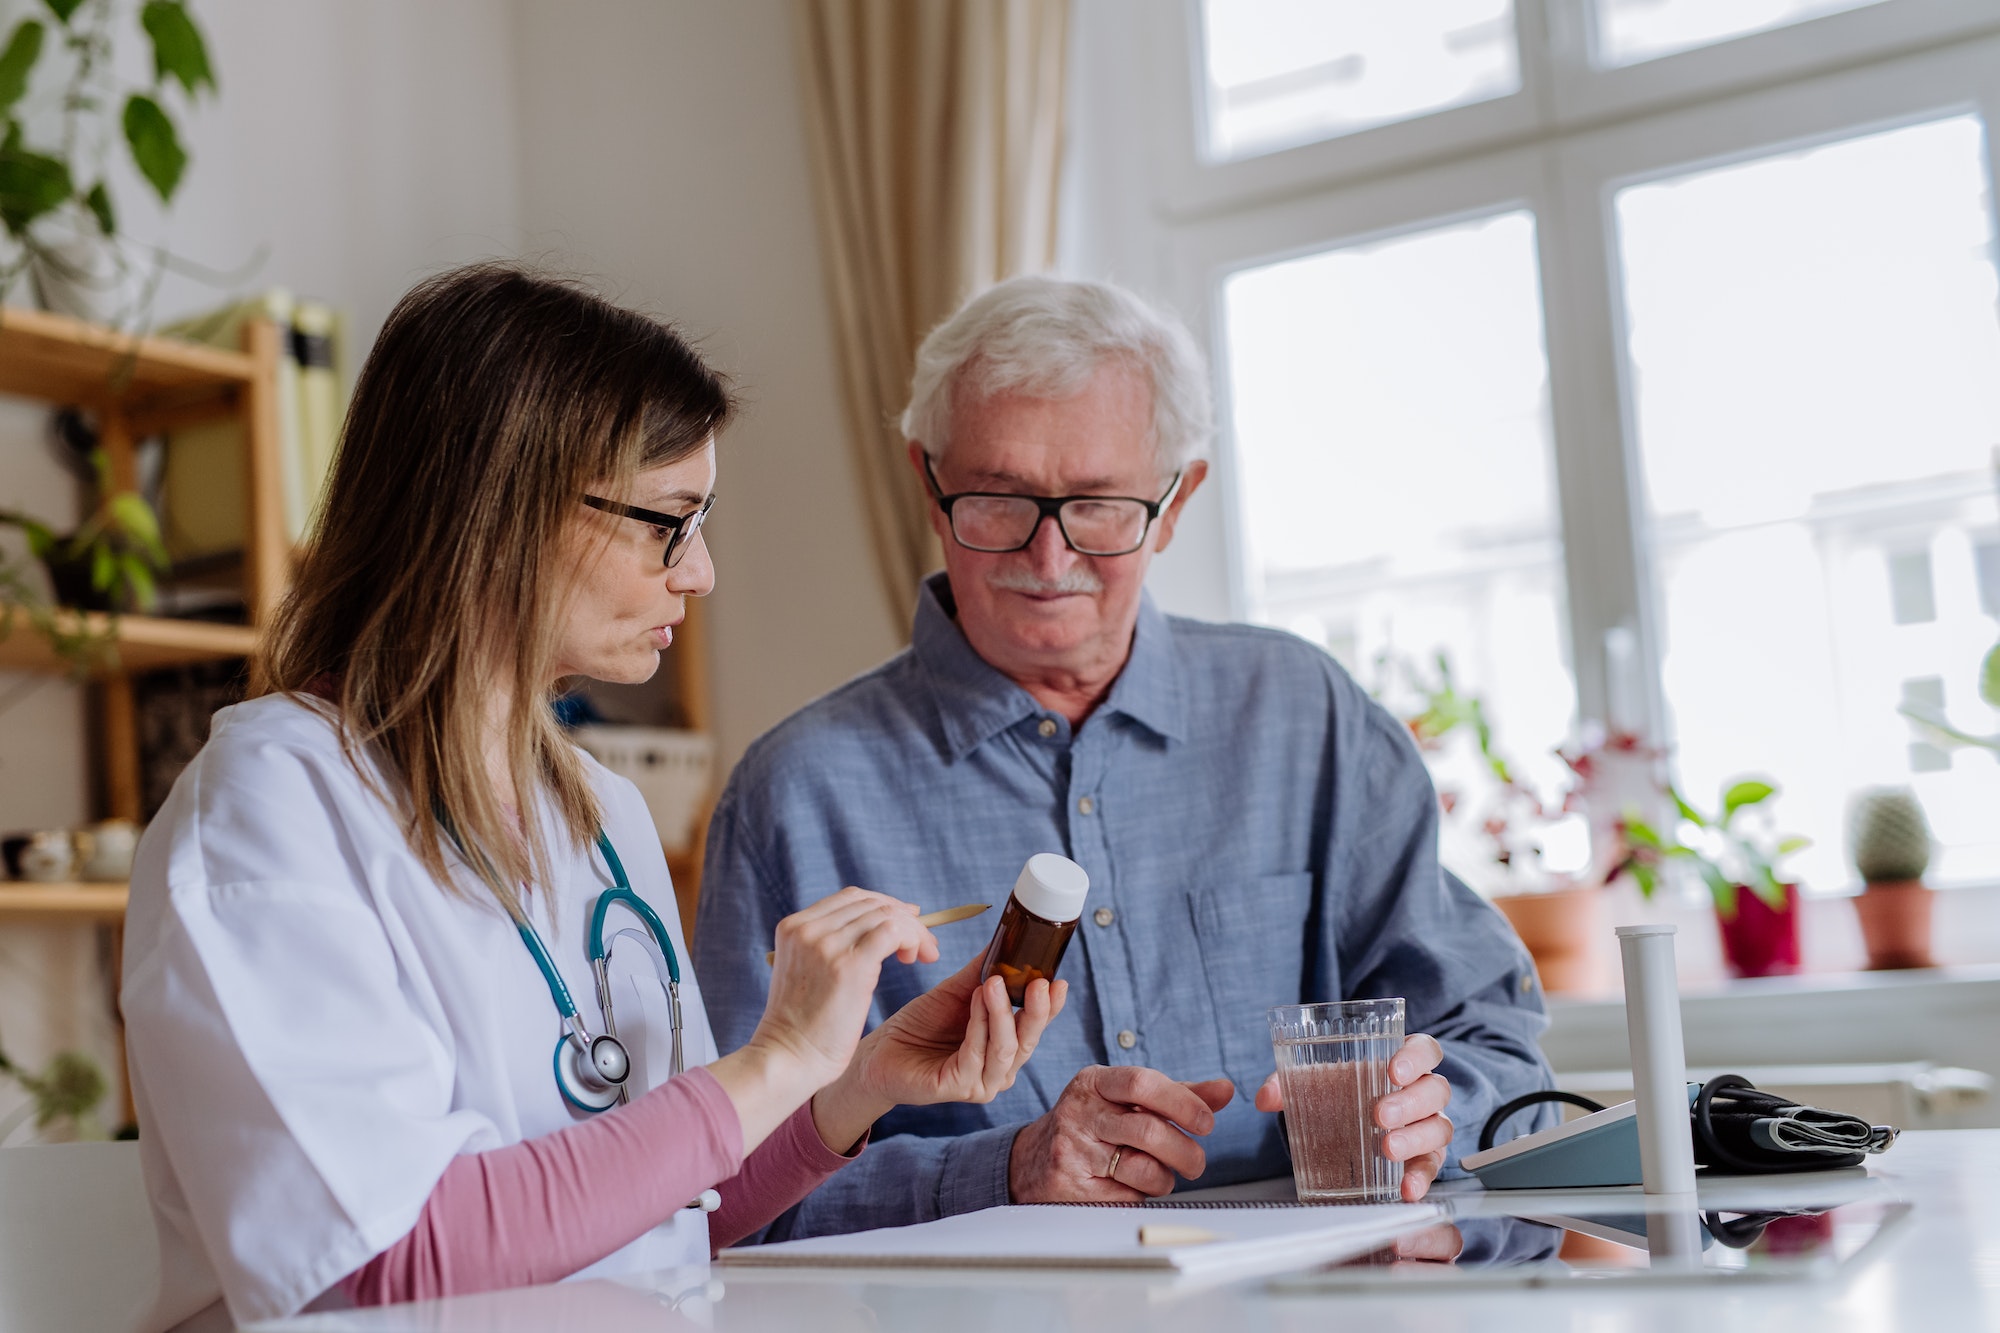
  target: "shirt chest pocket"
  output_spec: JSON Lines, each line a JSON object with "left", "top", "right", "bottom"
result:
{"left": 1187, "top": 871, "right": 1316, "bottom": 1091}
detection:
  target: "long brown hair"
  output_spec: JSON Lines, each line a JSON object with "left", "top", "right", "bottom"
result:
{"left": 257, "top": 263, "right": 733, "bottom": 918}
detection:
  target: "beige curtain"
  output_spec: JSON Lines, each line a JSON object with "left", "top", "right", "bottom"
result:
{"left": 795, "top": 0, "right": 1071, "bottom": 632}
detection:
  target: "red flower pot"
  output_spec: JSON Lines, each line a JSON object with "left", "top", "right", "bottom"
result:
{"left": 1716, "top": 882, "right": 1801, "bottom": 978}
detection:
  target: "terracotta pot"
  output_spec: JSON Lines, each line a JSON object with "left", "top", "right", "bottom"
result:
{"left": 1716, "top": 882, "right": 1801, "bottom": 978}
{"left": 1851, "top": 880, "right": 1935, "bottom": 970}
{"left": 1493, "top": 884, "right": 1606, "bottom": 994}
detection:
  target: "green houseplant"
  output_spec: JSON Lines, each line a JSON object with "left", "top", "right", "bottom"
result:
{"left": 0, "top": 444, "right": 168, "bottom": 672}
{"left": 0, "top": 0, "right": 215, "bottom": 320}
{"left": 1378, "top": 653, "right": 1608, "bottom": 991}
{"left": 1902, "top": 639, "right": 2000, "bottom": 756}
{"left": 0, "top": 1038, "right": 106, "bottom": 1142}
{"left": 1615, "top": 777, "right": 1811, "bottom": 977}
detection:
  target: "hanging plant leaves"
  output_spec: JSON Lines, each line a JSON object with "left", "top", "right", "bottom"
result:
{"left": 40, "top": 0, "right": 84, "bottom": 25}
{"left": 1980, "top": 641, "right": 2000, "bottom": 709}
{"left": 107, "top": 490, "right": 166, "bottom": 562}
{"left": 0, "top": 136, "right": 72, "bottom": 234}
{"left": 139, "top": 1, "right": 214, "bottom": 98}
{"left": 84, "top": 177, "right": 114, "bottom": 234}
{"left": 122, "top": 92, "right": 186, "bottom": 202}
{"left": 0, "top": 20, "right": 44, "bottom": 114}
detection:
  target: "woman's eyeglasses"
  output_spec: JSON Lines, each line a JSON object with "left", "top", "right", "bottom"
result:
{"left": 581, "top": 493, "right": 716, "bottom": 568}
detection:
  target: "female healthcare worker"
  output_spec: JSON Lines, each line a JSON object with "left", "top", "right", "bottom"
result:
{"left": 120, "top": 264, "right": 1067, "bottom": 1331}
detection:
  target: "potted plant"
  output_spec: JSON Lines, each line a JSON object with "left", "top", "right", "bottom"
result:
{"left": 0, "top": 0, "right": 216, "bottom": 322}
{"left": 1846, "top": 787, "right": 1936, "bottom": 971}
{"left": 1615, "top": 777, "right": 1811, "bottom": 978}
{"left": 0, "top": 446, "right": 168, "bottom": 672}
{"left": 0, "top": 1038, "right": 106, "bottom": 1143}
{"left": 1380, "top": 653, "right": 1603, "bottom": 991}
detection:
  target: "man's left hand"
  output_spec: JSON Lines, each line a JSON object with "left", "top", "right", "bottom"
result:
{"left": 1254, "top": 1033, "right": 1453, "bottom": 1201}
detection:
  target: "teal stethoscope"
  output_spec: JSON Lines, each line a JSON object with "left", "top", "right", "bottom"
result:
{"left": 512, "top": 829, "right": 684, "bottom": 1115}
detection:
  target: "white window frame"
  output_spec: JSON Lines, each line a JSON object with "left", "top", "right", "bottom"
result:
{"left": 1076, "top": 1, "right": 2000, "bottom": 753}
{"left": 1145, "top": 0, "right": 2000, "bottom": 218}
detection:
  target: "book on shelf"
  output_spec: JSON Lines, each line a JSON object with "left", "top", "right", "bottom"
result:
{"left": 158, "top": 290, "right": 348, "bottom": 563}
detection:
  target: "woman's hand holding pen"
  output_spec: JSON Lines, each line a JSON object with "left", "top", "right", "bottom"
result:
{"left": 708, "top": 887, "right": 937, "bottom": 1153}
{"left": 707, "top": 885, "right": 1065, "bottom": 1158}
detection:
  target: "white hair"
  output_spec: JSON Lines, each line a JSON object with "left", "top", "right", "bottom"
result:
{"left": 900, "top": 275, "right": 1212, "bottom": 473}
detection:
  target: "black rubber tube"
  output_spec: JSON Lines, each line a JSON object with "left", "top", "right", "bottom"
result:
{"left": 1477, "top": 1089, "right": 1609, "bottom": 1153}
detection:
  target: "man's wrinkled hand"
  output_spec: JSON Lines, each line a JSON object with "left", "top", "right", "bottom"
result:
{"left": 1009, "top": 1066, "right": 1235, "bottom": 1202}
{"left": 1255, "top": 1033, "right": 1452, "bottom": 1201}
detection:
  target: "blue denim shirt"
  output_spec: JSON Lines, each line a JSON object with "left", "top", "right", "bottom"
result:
{"left": 693, "top": 574, "right": 1553, "bottom": 1240}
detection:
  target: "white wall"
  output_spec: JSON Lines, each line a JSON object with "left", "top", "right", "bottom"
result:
{"left": 509, "top": 0, "right": 901, "bottom": 766}
{"left": 1057, "top": 0, "right": 1238, "bottom": 625}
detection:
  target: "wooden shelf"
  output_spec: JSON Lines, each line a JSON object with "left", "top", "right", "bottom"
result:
{"left": 0, "top": 306, "right": 256, "bottom": 418}
{"left": 0, "top": 612, "right": 258, "bottom": 675}
{"left": 0, "top": 882, "right": 127, "bottom": 921}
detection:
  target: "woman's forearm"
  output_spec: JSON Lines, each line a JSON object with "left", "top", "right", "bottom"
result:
{"left": 703, "top": 1039, "right": 830, "bottom": 1152}
{"left": 707, "top": 1098, "right": 869, "bottom": 1249}
{"left": 338, "top": 1066, "right": 741, "bottom": 1307}
{"left": 807, "top": 1065, "right": 895, "bottom": 1156}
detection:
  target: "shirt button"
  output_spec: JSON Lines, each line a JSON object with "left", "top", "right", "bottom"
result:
{"left": 1094, "top": 907, "right": 1115, "bottom": 927}
{"left": 1117, "top": 1029, "right": 1137, "bottom": 1050}
{"left": 1037, "top": 718, "right": 1058, "bottom": 738}
{"left": 1078, "top": 796, "right": 1095, "bottom": 815}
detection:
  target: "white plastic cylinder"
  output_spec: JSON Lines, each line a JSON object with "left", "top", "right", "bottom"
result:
{"left": 1616, "top": 924, "right": 1698, "bottom": 1196}
{"left": 1645, "top": 1207, "right": 1706, "bottom": 1267}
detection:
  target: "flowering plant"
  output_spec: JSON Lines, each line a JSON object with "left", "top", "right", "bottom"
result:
{"left": 1611, "top": 777, "right": 1810, "bottom": 918}
{"left": 1377, "top": 653, "right": 1585, "bottom": 891}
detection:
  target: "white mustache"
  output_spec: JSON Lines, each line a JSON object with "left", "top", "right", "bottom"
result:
{"left": 987, "top": 566, "right": 1104, "bottom": 596}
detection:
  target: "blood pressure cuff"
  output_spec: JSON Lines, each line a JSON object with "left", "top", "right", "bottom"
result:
{"left": 1691, "top": 1074, "right": 1898, "bottom": 1173}
{"left": 1479, "top": 1073, "right": 1900, "bottom": 1176}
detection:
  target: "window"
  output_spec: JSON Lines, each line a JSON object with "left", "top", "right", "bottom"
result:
{"left": 1070, "top": 0, "right": 2000, "bottom": 896}
{"left": 1223, "top": 210, "right": 1574, "bottom": 799}
{"left": 1592, "top": 0, "right": 1888, "bottom": 67}
{"left": 1198, "top": 0, "right": 1520, "bottom": 161}
{"left": 1617, "top": 115, "right": 2000, "bottom": 889}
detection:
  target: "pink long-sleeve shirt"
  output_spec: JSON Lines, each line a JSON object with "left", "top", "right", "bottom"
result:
{"left": 338, "top": 1066, "right": 856, "bottom": 1306}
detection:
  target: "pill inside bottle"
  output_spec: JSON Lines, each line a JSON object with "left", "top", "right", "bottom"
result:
{"left": 978, "top": 853, "right": 1090, "bottom": 1006}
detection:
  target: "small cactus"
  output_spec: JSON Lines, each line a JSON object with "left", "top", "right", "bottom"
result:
{"left": 1848, "top": 787, "right": 1932, "bottom": 884}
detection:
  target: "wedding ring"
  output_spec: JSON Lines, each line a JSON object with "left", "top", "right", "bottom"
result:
{"left": 1105, "top": 1146, "right": 1124, "bottom": 1180}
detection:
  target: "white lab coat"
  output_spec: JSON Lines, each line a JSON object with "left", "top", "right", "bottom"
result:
{"left": 120, "top": 694, "right": 721, "bottom": 1331}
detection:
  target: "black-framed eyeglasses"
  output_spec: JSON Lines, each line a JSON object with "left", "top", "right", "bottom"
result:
{"left": 921, "top": 456, "right": 1182, "bottom": 557}
{"left": 581, "top": 492, "right": 716, "bottom": 568}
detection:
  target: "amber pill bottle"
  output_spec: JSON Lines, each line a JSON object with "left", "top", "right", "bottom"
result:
{"left": 978, "top": 853, "right": 1090, "bottom": 1005}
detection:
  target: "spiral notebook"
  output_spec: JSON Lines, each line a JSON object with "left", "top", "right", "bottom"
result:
{"left": 717, "top": 1201, "right": 1441, "bottom": 1278}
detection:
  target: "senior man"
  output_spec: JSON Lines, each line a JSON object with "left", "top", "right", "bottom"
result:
{"left": 694, "top": 276, "right": 1553, "bottom": 1239}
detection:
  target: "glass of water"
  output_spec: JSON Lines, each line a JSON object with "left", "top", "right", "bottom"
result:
{"left": 1268, "top": 998, "right": 1406, "bottom": 1203}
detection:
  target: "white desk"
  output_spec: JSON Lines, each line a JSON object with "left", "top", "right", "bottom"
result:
{"left": 263, "top": 1130, "right": 2000, "bottom": 1332}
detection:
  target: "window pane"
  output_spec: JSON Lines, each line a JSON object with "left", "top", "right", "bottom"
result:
{"left": 1594, "top": 0, "right": 1887, "bottom": 68}
{"left": 1616, "top": 115, "right": 2000, "bottom": 891}
{"left": 1199, "top": 0, "right": 1519, "bottom": 161}
{"left": 1223, "top": 211, "right": 1578, "bottom": 887}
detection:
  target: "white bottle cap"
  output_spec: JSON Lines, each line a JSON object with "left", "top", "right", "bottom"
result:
{"left": 1012, "top": 853, "right": 1089, "bottom": 923}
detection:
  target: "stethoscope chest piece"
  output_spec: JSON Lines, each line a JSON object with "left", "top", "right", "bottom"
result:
{"left": 553, "top": 1030, "right": 628, "bottom": 1112}
{"left": 508, "top": 828, "right": 684, "bottom": 1116}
